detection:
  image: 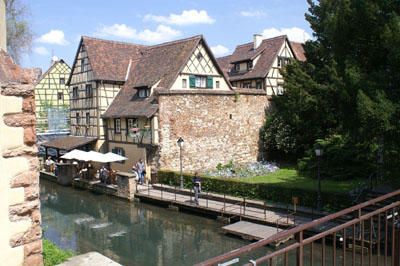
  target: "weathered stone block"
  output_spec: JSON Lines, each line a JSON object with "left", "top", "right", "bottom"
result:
{"left": 23, "top": 253, "right": 43, "bottom": 266}
{"left": 24, "top": 239, "right": 42, "bottom": 257}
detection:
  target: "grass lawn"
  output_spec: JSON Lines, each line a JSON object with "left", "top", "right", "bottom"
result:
{"left": 231, "top": 167, "right": 363, "bottom": 194}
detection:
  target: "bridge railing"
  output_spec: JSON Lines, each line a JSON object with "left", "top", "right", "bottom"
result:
{"left": 196, "top": 189, "right": 400, "bottom": 266}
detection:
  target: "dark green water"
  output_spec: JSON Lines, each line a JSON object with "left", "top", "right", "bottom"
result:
{"left": 40, "top": 179, "right": 260, "bottom": 266}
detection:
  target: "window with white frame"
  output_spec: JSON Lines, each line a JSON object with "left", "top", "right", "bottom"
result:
{"left": 195, "top": 76, "right": 207, "bottom": 88}
{"left": 138, "top": 88, "right": 150, "bottom": 98}
{"left": 277, "top": 84, "right": 285, "bottom": 95}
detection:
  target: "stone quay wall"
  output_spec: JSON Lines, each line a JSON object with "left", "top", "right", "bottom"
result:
{"left": 1, "top": 82, "right": 43, "bottom": 265}
{"left": 157, "top": 90, "right": 270, "bottom": 172}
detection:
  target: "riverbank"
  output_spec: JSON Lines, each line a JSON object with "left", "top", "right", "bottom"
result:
{"left": 43, "top": 239, "right": 73, "bottom": 266}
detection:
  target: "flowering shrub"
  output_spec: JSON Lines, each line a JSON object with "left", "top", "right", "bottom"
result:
{"left": 206, "top": 161, "right": 279, "bottom": 178}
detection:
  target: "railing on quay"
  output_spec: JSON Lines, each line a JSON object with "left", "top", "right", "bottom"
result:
{"left": 196, "top": 189, "right": 400, "bottom": 266}
{"left": 135, "top": 181, "right": 300, "bottom": 226}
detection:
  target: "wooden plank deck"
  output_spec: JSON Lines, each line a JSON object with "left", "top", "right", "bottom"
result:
{"left": 222, "top": 221, "right": 279, "bottom": 240}
{"left": 135, "top": 185, "right": 313, "bottom": 227}
{"left": 222, "top": 221, "right": 294, "bottom": 246}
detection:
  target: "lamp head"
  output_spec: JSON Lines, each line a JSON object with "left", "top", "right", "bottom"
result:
{"left": 315, "top": 143, "right": 323, "bottom": 157}
{"left": 177, "top": 137, "right": 184, "bottom": 147}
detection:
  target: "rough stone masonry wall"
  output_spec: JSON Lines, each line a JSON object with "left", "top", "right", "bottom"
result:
{"left": 0, "top": 82, "right": 43, "bottom": 265}
{"left": 157, "top": 91, "right": 270, "bottom": 172}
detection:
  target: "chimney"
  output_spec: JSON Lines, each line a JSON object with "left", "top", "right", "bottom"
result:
{"left": 253, "top": 34, "right": 262, "bottom": 50}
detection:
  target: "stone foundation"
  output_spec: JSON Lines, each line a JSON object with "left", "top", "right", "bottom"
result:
{"left": 157, "top": 90, "right": 270, "bottom": 172}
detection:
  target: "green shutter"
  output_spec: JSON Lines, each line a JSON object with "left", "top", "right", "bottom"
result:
{"left": 207, "top": 76, "right": 213, "bottom": 88}
{"left": 111, "top": 148, "right": 116, "bottom": 154}
{"left": 189, "top": 75, "right": 196, "bottom": 88}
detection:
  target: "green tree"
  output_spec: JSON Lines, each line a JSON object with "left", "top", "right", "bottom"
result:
{"left": 6, "top": 0, "right": 33, "bottom": 63}
{"left": 262, "top": 0, "right": 400, "bottom": 180}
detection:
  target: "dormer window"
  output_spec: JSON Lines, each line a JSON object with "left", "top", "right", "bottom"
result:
{"left": 278, "top": 56, "right": 290, "bottom": 68}
{"left": 247, "top": 61, "right": 253, "bottom": 70}
{"left": 138, "top": 87, "right": 151, "bottom": 98}
{"left": 235, "top": 64, "right": 240, "bottom": 72}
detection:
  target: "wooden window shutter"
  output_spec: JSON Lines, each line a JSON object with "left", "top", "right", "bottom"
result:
{"left": 189, "top": 75, "right": 196, "bottom": 88}
{"left": 206, "top": 76, "right": 213, "bottom": 88}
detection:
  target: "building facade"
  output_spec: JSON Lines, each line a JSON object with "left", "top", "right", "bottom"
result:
{"left": 217, "top": 34, "right": 306, "bottom": 95}
{"left": 35, "top": 59, "right": 71, "bottom": 133}
{"left": 67, "top": 37, "right": 143, "bottom": 151}
{"left": 67, "top": 35, "right": 275, "bottom": 175}
{"left": 100, "top": 35, "right": 269, "bottom": 175}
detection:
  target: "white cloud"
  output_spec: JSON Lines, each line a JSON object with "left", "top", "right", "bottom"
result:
{"left": 211, "top": 45, "right": 230, "bottom": 57}
{"left": 33, "top": 46, "right": 50, "bottom": 56}
{"left": 144, "top": 9, "right": 215, "bottom": 26}
{"left": 240, "top": 10, "right": 266, "bottom": 18}
{"left": 261, "top": 27, "right": 311, "bottom": 43}
{"left": 36, "top": 30, "right": 69, "bottom": 46}
{"left": 96, "top": 24, "right": 137, "bottom": 39}
{"left": 95, "top": 24, "right": 181, "bottom": 44}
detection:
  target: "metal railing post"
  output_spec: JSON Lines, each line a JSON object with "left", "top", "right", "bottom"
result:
{"left": 264, "top": 202, "right": 267, "bottom": 221}
{"left": 148, "top": 183, "right": 150, "bottom": 196}
{"left": 243, "top": 198, "right": 246, "bottom": 216}
{"left": 224, "top": 194, "right": 226, "bottom": 212}
{"left": 174, "top": 185, "right": 177, "bottom": 201}
{"left": 161, "top": 183, "right": 163, "bottom": 199}
{"left": 206, "top": 191, "right": 208, "bottom": 208}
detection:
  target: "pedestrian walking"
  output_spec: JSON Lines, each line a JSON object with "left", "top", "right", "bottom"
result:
{"left": 136, "top": 159, "right": 145, "bottom": 184}
{"left": 193, "top": 172, "right": 201, "bottom": 205}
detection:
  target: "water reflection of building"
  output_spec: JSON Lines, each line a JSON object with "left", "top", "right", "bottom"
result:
{"left": 40, "top": 180, "right": 248, "bottom": 265}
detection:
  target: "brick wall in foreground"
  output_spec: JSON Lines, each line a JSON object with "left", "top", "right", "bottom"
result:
{"left": 0, "top": 81, "right": 43, "bottom": 265}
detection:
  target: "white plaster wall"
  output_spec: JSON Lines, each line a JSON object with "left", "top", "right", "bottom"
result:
{"left": 0, "top": 94, "right": 30, "bottom": 266}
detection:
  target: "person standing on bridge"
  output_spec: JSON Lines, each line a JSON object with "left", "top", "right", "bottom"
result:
{"left": 193, "top": 172, "right": 201, "bottom": 205}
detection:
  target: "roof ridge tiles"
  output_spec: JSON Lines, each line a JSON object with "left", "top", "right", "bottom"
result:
{"left": 81, "top": 36, "right": 147, "bottom": 47}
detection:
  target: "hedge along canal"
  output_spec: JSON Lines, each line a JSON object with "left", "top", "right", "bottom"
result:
{"left": 156, "top": 170, "right": 353, "bottom": 211}
{"left": 40, "top": 179, "right": 274, "bottom": 266}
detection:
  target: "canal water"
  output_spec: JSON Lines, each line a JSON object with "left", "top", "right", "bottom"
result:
{"left": 40, "top": 179, "right": 267, "bottom": 265}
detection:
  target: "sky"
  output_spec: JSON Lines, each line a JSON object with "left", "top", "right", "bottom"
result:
{"left": 21, "top": 0, "right": 313, "bottom": 72}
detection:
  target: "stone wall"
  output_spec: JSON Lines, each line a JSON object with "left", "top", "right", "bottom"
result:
{"left": 157, "top": 90, "right": 270, "bottom": 172}
{"left": 1, "top": 83, "right": 43, "bottom": 264}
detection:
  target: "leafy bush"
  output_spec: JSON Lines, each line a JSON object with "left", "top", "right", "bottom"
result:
{"left": 298, "top": 135, "right": 374, "bottom": 180}
{"left": 43, "top": 239, "right": 74, "bottom": 266}
{"left": 157, "top": 170, "right": 351, "bottom": 210}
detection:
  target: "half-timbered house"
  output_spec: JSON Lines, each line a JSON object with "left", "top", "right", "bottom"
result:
{"left": 67, "top": 37, "right": 144, "bottom": 151}
{"left": 65, "top": 35, "right": 272, "bottom": 177}
{"left": 102, "top": 35, "right": 232, "bottom": 173}
{"left": 217, "top": 34, "right": 305, "bottom": 95}
{"left": 35, "top": 59, "right": 71, "bottom": 133}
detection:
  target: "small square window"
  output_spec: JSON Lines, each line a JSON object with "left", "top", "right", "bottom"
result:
{"left": 57, "top": 92, "right": 63, "bottom": 100}
{"left": 216, "top": 80, "right": 220, "bottom": 89}
{"left": 182, "top": 79, "right": 187, "bottom": 88}
{"left": 114, "top": 118, "right": 121, "bottom": 133}
{"left": 235, "top": 64, "right": 240, "bottom": 71}
{"left": 72, "top": 87, "right": 78, "bottom": 99}
{"left": 247, "top": 61, "right": 253, "bottom": 70}
{"left": 81, "top": 58, "right": 86, "bottom": 72}
{"left": 138, "top": 88, "right": 150, "bottom": 98}
{"left": 85, "top": 84, "right": 93, "bottom": 98}
{"left": 197, "top": 52, "right": 203, "bottom": 61}
{"left": 59, "top": 78, "right": 65, "bottom": 85}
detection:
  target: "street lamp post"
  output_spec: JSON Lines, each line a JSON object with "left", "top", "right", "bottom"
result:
{"left": 315, "top": 144, "right": 323, "bottom": 211}
{"left": 177, "top": 137, "right": 184, "bottom": 189}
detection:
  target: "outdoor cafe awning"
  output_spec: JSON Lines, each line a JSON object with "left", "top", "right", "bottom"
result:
{"left": 41, "top": 136, "right": 97, "bottom": 151}
{"left": 61, "top": 149, "right": 128, "bottom": 163}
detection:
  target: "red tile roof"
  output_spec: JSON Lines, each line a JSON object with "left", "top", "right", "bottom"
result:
{"left": 290, "top": 41, "right": 306, "bottom": 62}
{"left": 0, "top": 50, "right": 41, "bottom": 84}
{"left": 217, "top": 36, "right": 306, "bottom": 82}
